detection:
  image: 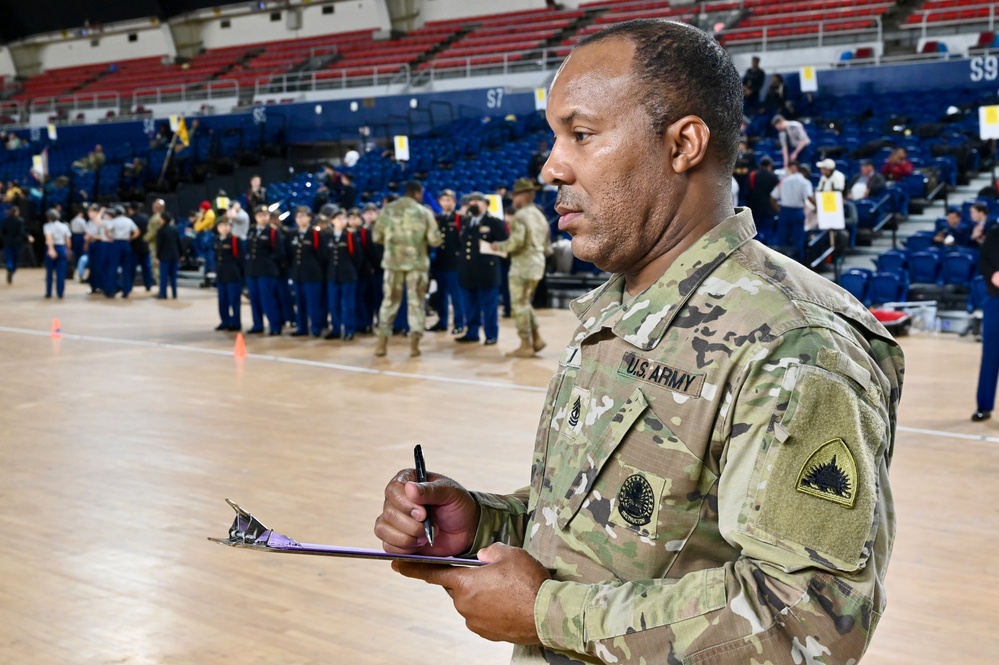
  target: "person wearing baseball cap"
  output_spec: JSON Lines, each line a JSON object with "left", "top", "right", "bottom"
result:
{"left": 815, "top": 158, "right": 845, "bottom": 193}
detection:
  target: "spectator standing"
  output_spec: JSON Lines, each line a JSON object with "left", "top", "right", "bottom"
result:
{"left": 2, "top": 205, "right": 32, "bottom": 284}
{"left": 970, "top": 202, "right": 992, "bottom": 246}
{"left": 193, "top": 201, "right": 217, "bottom": 276}
{"left": 155, "top": 212, "right": 182, "bottom": 299}
{"left": 973, "top": 222, "right": 999, "bottom": 421}
{"left": 128, "top": 202, "right": 154, "bottom": 292}
{"left": 771, "top": 161, "right": 813, "bottom": 262}
{"left": 742, "top": 56, "right": 765, "bottom": 109}
{"left": 246, "top": 176, "right": 267, "bottom": 211}
{"left": 772, "top": 115, "right": 811, "bottom": 167}
{"left": 226, "top": 201, "right": 250, "bottom": 241}
{"left": 747, "top": 156, "right": 780, "bottom": 239}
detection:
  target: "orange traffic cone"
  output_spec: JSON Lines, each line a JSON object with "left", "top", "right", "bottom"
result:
{"left": 233, "top": 333, "right": 247, "bottom": 358}
{"left": 50, "top": 318, "right": 62, "bottom": 338}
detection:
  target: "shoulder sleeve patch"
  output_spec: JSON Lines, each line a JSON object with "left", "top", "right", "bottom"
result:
{"left": 743, "top": 363, "right": 888, "bottom": 572}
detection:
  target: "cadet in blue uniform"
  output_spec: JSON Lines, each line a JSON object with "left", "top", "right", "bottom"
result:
{"left": 348, "top": 208, "right": 376, "bottom": 334}
{"left": 85, "top": 204, "right": 109, "bottom": 295}
{"left": 155, "top": 212, "right": 182, "bottom": 299}
{"left": 214, "top": 216, "right": 244, "bottom": 331}
{"left": 324, "top": 209, "right": 362, "bottom": 340}
{"left": 273, "top": 210, "right": 298, "bottom": 329}
{"left": 69, "top": 207, "right": 87, "bottom": 277}
{"left": 361, "top": 203, "right": 383, "bottom": 332}
{"left": 428, "top": 189, "right": 466, "bottom": 334}
{"left": 106, "top": 205, "right": 140, "bottom": 298}
{"left": 42, "top": 208, "right": 72, "bottom": 298}
{"left": 456, "top": 192, "right": 508, "bottom": 345}
{"left": 288, "top": 206, "right": 325, "bottom": 337}
{"left": 246, "top": 205, "right": 285, "bottom": 335}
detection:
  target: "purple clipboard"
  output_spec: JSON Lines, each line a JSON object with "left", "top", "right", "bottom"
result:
{"left": 208, "top": 498, "right": 486, "bottom": 567}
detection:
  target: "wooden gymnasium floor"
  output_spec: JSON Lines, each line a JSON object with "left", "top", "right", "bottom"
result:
{"left": 1, "top": 267, "right": 997, "bottom": 664}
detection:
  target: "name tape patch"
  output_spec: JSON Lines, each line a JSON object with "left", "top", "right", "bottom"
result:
{"left": 618, "top": 351, "right": 704, "bottom": 398}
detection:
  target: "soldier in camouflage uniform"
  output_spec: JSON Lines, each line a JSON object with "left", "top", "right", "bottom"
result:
{"left": 374, "top": 20, "right": 903, "bottom": 665}
{"left": 373, "top": 180, "right": 442, "bottom": 357}
{"left": 494, "top": 178, "right": 553, "bottom": 358}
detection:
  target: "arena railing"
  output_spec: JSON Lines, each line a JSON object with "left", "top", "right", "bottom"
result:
{"left": 417, "top": 50, "right": 564, "bottom": 85}
{"left": 906, "top": 3, "right": 996, "bottom": 41}
{"left": 718, "top": 14, "right": 884, "bottom": 51}
{"left": 254, "top": 64, "right": 412, "bottom": 96}
{"left": 29, "top": 92, "right": 121, "bottom": 119}
{"left": 0, "top": 100, "right": 24, "bottom": 125}
{"left": 131, "top": 79, "right": 240, "bottom": 109}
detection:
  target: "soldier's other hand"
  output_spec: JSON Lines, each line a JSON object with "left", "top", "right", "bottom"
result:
{"left": 393, "top": 543, "right": 548, "bottom": 645}
{"left": 374, "top": 469, "right": 480, "bottom": 557}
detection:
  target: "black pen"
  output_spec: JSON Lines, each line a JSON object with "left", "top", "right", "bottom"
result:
{"left": 414, "top": 444, "right": 435, "bottom": 546}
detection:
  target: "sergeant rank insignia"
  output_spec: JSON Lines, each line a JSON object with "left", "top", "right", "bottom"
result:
{"left": 617, "top": 474, "right": 655, "bottom": 526}
{"left": 796, "top": 438, "right": 858, "bottom": 508}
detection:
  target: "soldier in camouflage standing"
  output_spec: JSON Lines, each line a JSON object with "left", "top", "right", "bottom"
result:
{"left": 374, "top": 20, "right": 904, "bottom": 665}
{"left": 373, "top": 180, "right": 442, "bottom": 358}
{"left": 493, "top": 178, "right": 552, "bottom": 358}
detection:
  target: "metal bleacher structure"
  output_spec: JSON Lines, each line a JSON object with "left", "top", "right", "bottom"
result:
{"left": 1, "top": 0, "right": 998, "bottom": 308}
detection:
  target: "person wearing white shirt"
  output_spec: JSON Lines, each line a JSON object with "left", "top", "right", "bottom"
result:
{"left": 815, "top": 159, "right": 846, "bottom": 193}
{"left": 43, "top": 209, "right": 72, "bottom": 298}
{"left": 770, "top": 161, "right": 814, "bottom": 263}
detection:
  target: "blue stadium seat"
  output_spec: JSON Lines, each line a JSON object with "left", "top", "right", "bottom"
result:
{"left": 875, "top": 248, "right": 908, "bottom": 275}
{"left": 905, "top": 232, "right": 935, "bottom": 251}
{"left": 941, "top": 252, "right": 977, "bottom": 287}
{"left": 908, "top": 250, "right": 941, "bottom": 285}
{"left": 870, "top": 272, "right": 909, "bottom": 305}
{"left": 839, "top": 269, "right": 871, "bottom": 306}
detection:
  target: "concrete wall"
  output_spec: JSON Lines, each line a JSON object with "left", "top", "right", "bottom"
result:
{"left": 34, "top": 25, "right": 173, "bottom": 71}
{"left": 197, "top": 1, "right": 388, "bottom": 50}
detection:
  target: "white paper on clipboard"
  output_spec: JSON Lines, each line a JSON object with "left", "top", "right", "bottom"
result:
{"left": 479, "top": 239, "right": 507, "bottom": 257}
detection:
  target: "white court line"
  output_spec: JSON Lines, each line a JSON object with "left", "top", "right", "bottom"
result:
{"left": 0, "top": 325, "right": 547, "bottom": 393}
{"left": 896, "top": 425, "right": 999, "bottom": 444}
{"left": 4, "top": 325, "right": 998, "bottom": 442}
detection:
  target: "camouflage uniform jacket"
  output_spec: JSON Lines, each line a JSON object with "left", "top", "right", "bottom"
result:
{"left": 372, "top": 196, "right": 442, "bottom": 272}
{"left": 466, "top": 208, "right": 904, "bottom": 664}
{"left": 495, "top": 203, "right": 551, "bottom": 282}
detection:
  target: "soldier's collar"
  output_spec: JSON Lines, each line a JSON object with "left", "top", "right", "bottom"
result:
{"left": 569, "top": 208, "right": 757, "bottom": 351}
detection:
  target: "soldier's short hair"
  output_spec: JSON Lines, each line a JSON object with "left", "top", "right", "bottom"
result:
{"left": 578, "top": 20, "right": 743, "bottom": 171}
{"left": 295, "top": 206, "right": 313, "bottom": 217}
{"left": 404, "top": 180, "right": 424, "bottom": 198}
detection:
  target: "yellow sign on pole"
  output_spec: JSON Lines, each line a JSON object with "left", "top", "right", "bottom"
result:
{"left": 393, "top": 135, "right": 410, "bottom": 161}
{"left": 980, "top": 105, "right": 999, "bottom": 140}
